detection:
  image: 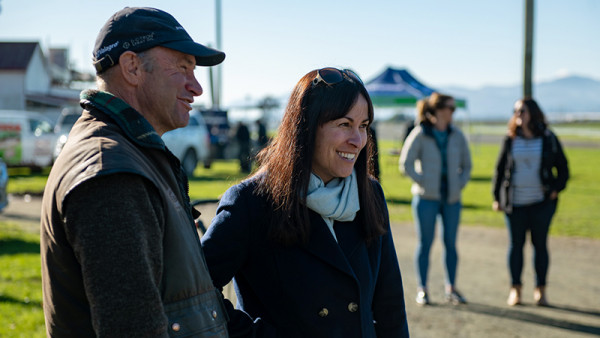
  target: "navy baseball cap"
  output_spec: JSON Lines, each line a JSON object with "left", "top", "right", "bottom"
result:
{"left": 93, "top": 7, "right": 225, "bottom": 73}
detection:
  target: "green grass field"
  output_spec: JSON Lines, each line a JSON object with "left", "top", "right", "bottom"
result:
{"left": 0, "top": 224, "right": 46, "bottom": 337}
{"left": 5, "top": 136, "right": 600, "bottom": 238}
{"left": 377, "top": 140, "right": 600, "bottom": 238}
{"left": 1, "top": 126, "right": 599, "bottom": 336}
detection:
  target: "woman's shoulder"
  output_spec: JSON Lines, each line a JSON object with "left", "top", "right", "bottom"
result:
{"left": 448, "top": 124, "right": 468, "bottom": 139}
{"left": 220, "top": 176, "right": 263, "bottom": 206}
{"left": 502, "top": 134, "right": 513, "bottom": 145}
{"left": 403, "top": 125, "right": 426, "bottom": 145}
{"left": 213, "top": 176, "right": 272, "bottom": 234}
{"left": 541, "top": 128, "right": 565, "bottom": 153}
{"left": 411, "top": 124, "right": 425, "bottom": 135}
{"left": 368, "top": 178, "right": 386, "bottom": 201}
{"left": 542, "top": 128, "right": 558, "bottom": 139}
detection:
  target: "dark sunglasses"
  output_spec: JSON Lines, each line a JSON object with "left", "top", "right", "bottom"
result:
{"left": 446, "top": 105, "right": 456, "bottom": 113}
{"left": 312, "top": 67, "right": 363, "bottom": 87}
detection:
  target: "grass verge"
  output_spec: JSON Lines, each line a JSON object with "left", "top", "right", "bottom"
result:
{"left": 0, "top": 224, "right": 45, "bottom": 337}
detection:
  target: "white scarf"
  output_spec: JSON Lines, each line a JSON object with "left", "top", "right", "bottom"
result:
{"left": 306, "top": 170, "right": 360, "bottom": 242}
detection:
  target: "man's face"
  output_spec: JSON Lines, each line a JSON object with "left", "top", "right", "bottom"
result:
{"left": 136, "top": 47, "right": 202, "bottom": 135}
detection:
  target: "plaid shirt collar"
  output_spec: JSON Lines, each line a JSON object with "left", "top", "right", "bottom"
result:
{"left": 79, "top": 89, "right": 166, "bottom": 151}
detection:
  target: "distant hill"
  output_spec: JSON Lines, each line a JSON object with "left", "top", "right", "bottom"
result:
{"left": 443, "top": 75, "right": 600, "bottom": 121}
{"left": 227, "top": 75, "right": 600, "bottom": 124}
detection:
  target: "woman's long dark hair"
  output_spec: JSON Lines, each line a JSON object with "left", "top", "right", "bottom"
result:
{"left": 252, "top": 69, "right": 386, "bottom": 246}
{"left": 508, "top": 97, "right": 548, "bottom": 138}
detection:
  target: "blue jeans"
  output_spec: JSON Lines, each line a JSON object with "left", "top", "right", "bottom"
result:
{"left": 412, "top": 195, "right": 462, "bottom": 289}
{"left": 505, "top": 199, "right": 557, "bottom": 287}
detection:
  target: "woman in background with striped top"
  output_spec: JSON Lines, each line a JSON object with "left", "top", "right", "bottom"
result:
{"left": 492, "top": 97, "right": 569, "bottom": 307}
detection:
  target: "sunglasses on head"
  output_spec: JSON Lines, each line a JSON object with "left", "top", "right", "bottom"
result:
{"left": 312, "top": 67, "right": 363, "bottom": 87}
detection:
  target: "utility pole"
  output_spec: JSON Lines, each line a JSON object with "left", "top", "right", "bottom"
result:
{"left": 214, "top": 0, "right": 223, "bottom": 109}
{"left": 523, "top": 0, "right": 534, "bottom": 97}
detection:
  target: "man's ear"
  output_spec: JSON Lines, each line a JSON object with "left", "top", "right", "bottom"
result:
{"left": 118, "top": 51, "right": 143, "bottom": 86}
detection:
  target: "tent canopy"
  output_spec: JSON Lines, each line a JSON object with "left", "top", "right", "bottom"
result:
{"left": 365, "top": 66, "right": 466, "bottom": 108}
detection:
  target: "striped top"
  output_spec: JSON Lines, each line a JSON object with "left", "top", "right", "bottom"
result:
{"left": 512, "top": 136, "right": 544, "bottom": 206}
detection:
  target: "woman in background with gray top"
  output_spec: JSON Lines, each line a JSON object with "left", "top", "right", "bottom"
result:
{"left": 400, "top": 92, "right": 472, "bottom": 306}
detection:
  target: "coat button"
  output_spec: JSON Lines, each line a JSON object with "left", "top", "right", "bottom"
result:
{"left": 347, "top": 302, "right": 358, "bottom": 312}
{"left": 171, "top": 323, "right": 181, "bottom": 332}
{"left": 212, "top": 310, "right": 218, "bottom": 319}
{"left": 318, "top": 308, "right": 329, "bottom": 317}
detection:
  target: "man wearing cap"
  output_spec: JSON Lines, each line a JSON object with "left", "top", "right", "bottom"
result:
{"left": 41, "top": 7, "right": 228, "bottom": 337}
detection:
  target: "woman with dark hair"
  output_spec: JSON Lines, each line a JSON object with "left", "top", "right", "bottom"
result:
{"left": 399, "top": 92, "right": 472, "bottom": 306}
{"left": 201, "top": 68, "right": 409, "bottom": 337}
{"left": 492, "top": 98, "right": 569, "bottom": 306}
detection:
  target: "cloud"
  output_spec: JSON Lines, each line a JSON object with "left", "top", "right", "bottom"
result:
{"left": 554, "top": 68, "right": 572, "bottom": 78}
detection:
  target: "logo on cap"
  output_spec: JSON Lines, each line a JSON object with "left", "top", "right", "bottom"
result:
{"left": 129, "top": 33, "right": 155, "bottom": 49}
{"left": 97, "top": 41, "right": 120, "bottom": 58}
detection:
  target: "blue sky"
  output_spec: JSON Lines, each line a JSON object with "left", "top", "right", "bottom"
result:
{"left": 1, "top": 0, "right": 599, "bottom": 108}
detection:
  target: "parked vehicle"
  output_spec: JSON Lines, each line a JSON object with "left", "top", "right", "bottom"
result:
{"left": 162, "top": 110, "right": 211, "bottom": 176}
{"left": 0, "top": 110, "right": 57, "bottom": 168}
{"left": 51, "top": 108, "right": 211, "bottom": 177}
{"left": 201, "top": 109, "right": 231, "bottom": 166}
{"left": 0, "top": 158, "right": 8, "bottom": 212}
{"left": 53, "top": 108, "right": 82, "bottom": 161}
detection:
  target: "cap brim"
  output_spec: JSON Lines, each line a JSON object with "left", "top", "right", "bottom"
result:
{"left": 162, "top": 40, "right": 225, "bottom": 66}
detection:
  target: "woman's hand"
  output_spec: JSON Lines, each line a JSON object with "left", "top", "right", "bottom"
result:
{"left": 550, "top": 190, "right": 558, "bottom": 200}
{"left": 492, "top": 201, "right": 502, "bottom": 212}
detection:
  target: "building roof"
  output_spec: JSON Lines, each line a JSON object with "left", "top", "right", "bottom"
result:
{"left": 0, "top": 42, "right": 39, "bottom": 70}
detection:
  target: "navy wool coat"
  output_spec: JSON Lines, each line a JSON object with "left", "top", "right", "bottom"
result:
{"left": 201, "top": 178, "right": 409, "bottom": 337}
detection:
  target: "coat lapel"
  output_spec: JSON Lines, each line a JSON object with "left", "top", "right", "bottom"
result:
{"left": 334, "top": 219, "right": 363, "bottom": 261}
{"left": 304, "top": 212, "right": 356, "bottom": 278}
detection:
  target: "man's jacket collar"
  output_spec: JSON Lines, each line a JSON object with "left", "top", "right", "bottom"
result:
{"left": 80, "top": 89, "right": 165, "bottom": 151}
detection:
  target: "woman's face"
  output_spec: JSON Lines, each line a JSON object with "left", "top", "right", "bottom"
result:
{"left": 514, "top": 101, "right": 530, "bottom": 128}
{"left": 435, "top": 98, "right": 455, "bottom": 124}
{"left": 312, "top": 94, "right": 369, "bottom": 184}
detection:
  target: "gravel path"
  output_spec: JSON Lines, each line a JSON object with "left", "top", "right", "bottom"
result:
{"left": 3, "top": 195, "right": 599, "bottom": 337}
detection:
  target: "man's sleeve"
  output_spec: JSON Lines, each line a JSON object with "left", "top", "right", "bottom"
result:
{"left": 63, "top": 173, "right": 169, "bottom": 338}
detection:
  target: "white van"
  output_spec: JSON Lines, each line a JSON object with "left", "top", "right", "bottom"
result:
{"left": 0, "top": 110, "right": 57, "bottom": 168}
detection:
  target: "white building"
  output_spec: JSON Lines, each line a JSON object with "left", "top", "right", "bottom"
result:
{"left": 0, "top": 42, "right": 80, "bottom": 112}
